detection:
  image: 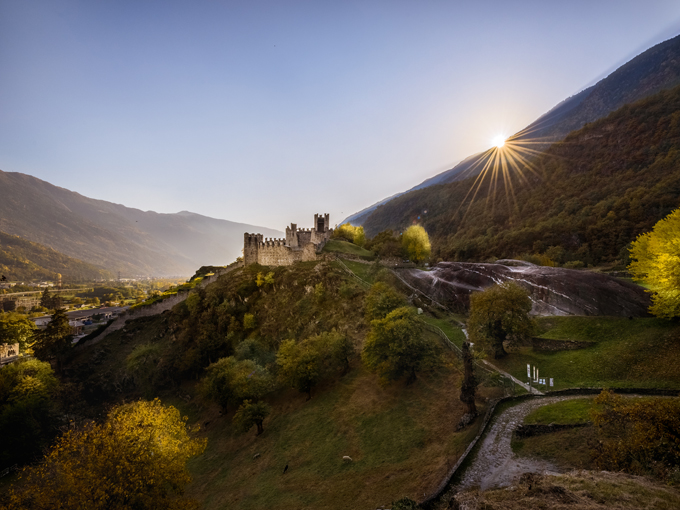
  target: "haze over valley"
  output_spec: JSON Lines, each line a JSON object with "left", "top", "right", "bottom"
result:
{"left": 2, "top": 3, "right": 680, "bottom": 510}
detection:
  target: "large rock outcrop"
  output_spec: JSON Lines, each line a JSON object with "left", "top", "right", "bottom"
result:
{"left": 399, "top": 260, "right": 651, "bottom": 317}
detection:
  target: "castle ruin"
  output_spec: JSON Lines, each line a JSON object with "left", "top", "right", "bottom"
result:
{"left": 244, "top": 213, "right": 332, "bottom": 266}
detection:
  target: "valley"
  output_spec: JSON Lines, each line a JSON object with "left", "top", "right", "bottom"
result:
{"left": 3, "top": 10, "right": 680, "bottom": 510}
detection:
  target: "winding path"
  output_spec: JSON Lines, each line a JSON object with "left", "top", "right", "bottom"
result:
{"left": 455, "top": 395, "right": 582, "bottom": 491}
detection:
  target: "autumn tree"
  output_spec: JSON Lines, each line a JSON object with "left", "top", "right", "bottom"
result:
{"left": 401, "top": 225, "right": 431, "bottom": 264}
{"left": 364, "top": 281, "right": 406, "bottom": 321}
{"left": 591, "top": 390, "right": 680, "bottom": 481}
{"left": 628, "top": 207, "right": 680, "bottom": 318}
{"left": 31, "top": 308, "right": 73, "bottom": 373}
{"left": 333, "top": 223, "right": 366, "bottom": 247}
{"left": 0, "top": 313, "right": 36, "bottom": 351}
{"left": 467, "top": 282, "right": 534, "bottom": 359}
{"left": 361, "top": 306, "right": 439, "bottom": 384}
{"left": 6, "top": 399, "right": 207, "bottom": 510}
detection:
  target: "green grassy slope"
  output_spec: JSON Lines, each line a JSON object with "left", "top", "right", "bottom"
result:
{"left": 323, "top": 240, "right": 374, "bottom": 258}
{"left": 64, "top": 261, "right": 502, "bottom": 509}
{"left": 187, "top": 359, "right": 488, "bottom": 510}
{"left": 0, "top": 230, "right": 111, "bottom": 281}
{"left": 493, "top": 316, "right": 680, "bottom": 390}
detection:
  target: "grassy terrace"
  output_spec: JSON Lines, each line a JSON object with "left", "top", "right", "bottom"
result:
{"left": 493, "top": 316, "right": 680, "bottom": 390}
{"left": 339, "top": 259, "right": 376, "bottom": 284}
{"left": 322, "top": 240, "right": 375, "bottom": 259}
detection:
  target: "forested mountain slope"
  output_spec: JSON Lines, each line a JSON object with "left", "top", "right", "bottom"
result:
{"left": 344, "top": 33, "right": 680, "bottom": 226}
{"left": 364, "top": 84, "right": 680, "bottom": 266}
{"left": 0, "top": 231, "right": 111, "bottom": 281}
{"left": 0, "top": 170, "right": 282, "bottom": 276}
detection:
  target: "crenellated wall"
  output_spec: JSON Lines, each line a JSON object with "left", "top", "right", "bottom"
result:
{"left": 244, "top": 214, "right": 333, "bottom": 266}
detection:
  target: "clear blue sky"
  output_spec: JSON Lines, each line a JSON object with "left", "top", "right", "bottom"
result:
{"left": 2, "top": 1, "right": 680, "bottom": 229}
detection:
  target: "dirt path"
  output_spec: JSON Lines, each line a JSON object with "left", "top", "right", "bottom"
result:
{"left": 455, "top": 395, "right": 582, "bottom": 491}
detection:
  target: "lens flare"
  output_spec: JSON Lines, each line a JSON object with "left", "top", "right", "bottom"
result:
{"left": 451, "top": 123, "right": 566, "bottom": 224}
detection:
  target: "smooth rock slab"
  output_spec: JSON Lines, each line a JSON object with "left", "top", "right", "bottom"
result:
{"left": 399, "top": 260, "right": 650, "bottom": 316}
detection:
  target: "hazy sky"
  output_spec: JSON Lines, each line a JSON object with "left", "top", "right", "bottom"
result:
{"left": 2, "top": 1, "right": 680, "bottom": 229}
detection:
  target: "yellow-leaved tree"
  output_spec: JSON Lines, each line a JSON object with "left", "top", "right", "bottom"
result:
{"left": 7, "top": 399, "right": 206, "bottom": 510}
{"left": 629, "top": 207, "right": 680, "bottom": 318}
{"left": 401, "top": 225, "right": 431, "bottom": 264}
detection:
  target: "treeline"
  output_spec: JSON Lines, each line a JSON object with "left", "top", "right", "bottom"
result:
{"left": 363, "top": 84, "right": 680, "bottom": 266}
{"left": 0, "top": 231, "right": 111, "bottom": 282}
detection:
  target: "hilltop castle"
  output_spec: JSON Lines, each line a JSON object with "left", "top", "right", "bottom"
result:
{"left": 244, "top": 213, "right": 333, "bottom": 266}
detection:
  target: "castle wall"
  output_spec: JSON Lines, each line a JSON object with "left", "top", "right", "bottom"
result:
{"left": 243, "top": 214, "right": 333, "bottom": 267}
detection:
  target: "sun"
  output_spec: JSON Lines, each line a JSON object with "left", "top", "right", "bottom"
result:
{"left": 492, "top": 135, "right": 506, "bottom": 149}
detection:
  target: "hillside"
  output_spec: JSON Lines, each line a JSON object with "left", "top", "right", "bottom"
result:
{"left": 60, "top": 261, "right": 504, "bottom": 509}
{"left": 0, "top": 230, "right": 111, "bottom": 282}
{"left": 343, "top": 33, "right": 680, "bottom": 227}
{"left": 363, "top": 83, "right": 680, "bottom": 266}
{"left": 0, "top": 170, "right": 282, "bottom": 276}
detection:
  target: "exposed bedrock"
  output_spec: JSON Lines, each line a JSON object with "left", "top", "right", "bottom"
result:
{"left": 399, "top": 260, "right": 651, "bottom": 317}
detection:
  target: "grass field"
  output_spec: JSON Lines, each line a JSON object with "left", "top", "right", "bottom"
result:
{"left": 420, "top": 315, "right": 467, "bottom": 348}
{"left": 340, "top": 259, "right": 377, "bottom": 284}
{"left": 494, "top": 316, "right": 680, "bottom": 390}
{"left": 523, "top": 398, "right": 593, "bottom": 425}
{"left": 323, "top": 240, "right": 374, "bottom": 259}
{"left": 185, "top": 361, "right": 498, "bottom": 510}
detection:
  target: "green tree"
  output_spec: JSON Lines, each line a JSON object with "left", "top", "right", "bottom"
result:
{"left": 365, "top": 229, "right": 403, "bottom": 258}
{"left": 459, "top": 341, "right": 477, "bottom": 419}
{"left": 6, "top": 399, "right": 206, "bottom": 510}
{"left": 364, "top": 281, "right": 406, "bottom": 320}
{"left": 629, "top": 207, "right": 680, "bottom": 318}
{"left": 232, "top": 399, "right": 271, "bottom": 436}
{"left": 0, "top": 358, "right": 59, "bottom": 467}
{"left": 39, "top": 288, "right": 52, "bottom": 309}
{"left": 276, "top": 338, "right": 322, "bottom": 399}
{"left": 243, "top": 313, "right": 256, "bottom": 330}
{"left": 467, "top": 282, "right": 534, "bottom": 359}
{"left": 0, "top": 312, "right": 36, "bottom": 351}
{"left": 126, "top": 343, "right": 162, "bottom": 396}
{"left": 361, "top": 307, "right": 439, "bottom": 384}
{"left": 202, "top": 357, "right": 273, "bottom": 411}
{"left": 402, "top": 225, "right": 431, "bottom": 264}
{"left": 32, "top": 308, "right": 73, "bottom": 373}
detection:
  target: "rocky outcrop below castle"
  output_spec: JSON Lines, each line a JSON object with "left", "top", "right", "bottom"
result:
{"left": 398, "top": 260, "right": 651, "bottom": 316}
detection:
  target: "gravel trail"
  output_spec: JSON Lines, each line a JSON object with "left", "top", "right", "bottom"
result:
{"left": 456, "top": 395, "right": 582, "bottom": 491}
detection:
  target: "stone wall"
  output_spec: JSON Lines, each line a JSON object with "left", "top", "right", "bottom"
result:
{"left": 244, "top": 214, "right": 333, "bottom": 267}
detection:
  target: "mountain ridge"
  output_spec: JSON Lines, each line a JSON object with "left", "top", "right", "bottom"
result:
{"left": 343, "top": 33, "right": 680, "bottom": 226}
{"left": 0, "top": 170, "right": 282, "bottom": 276}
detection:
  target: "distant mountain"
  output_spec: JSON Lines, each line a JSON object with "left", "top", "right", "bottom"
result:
{"left": 363, "top": 83, "right": 680, "bottom": 265}
{"left": 343, "top": 33, "right": 680, "bottom": 226}
{"left": 0, "top": 231, "right": 111, "bottom": 282}
{"left": 0, "top": 171, "right": 282, "bottom": 276}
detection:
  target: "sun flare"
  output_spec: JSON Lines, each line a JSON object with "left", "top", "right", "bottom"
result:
{"left": 492, "top": 135, "right": 506, "bottom": 149}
